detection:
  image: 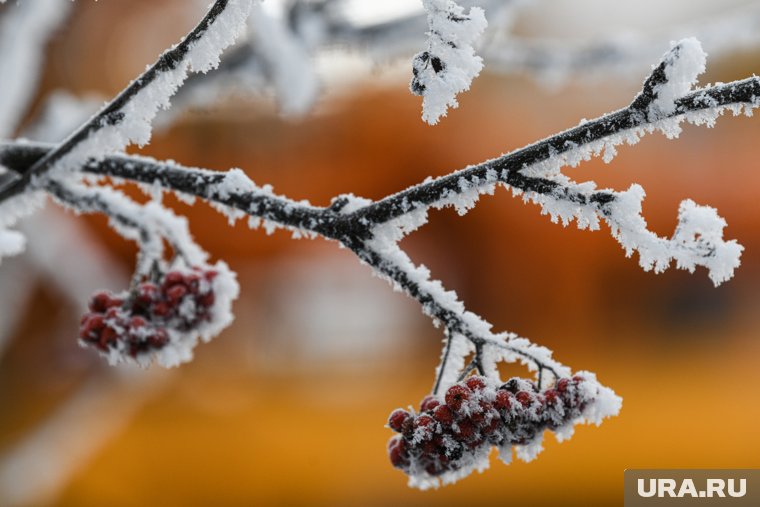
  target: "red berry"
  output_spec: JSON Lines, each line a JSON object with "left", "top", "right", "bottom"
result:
{"left": 388, "top": 410, "right": 411, "bottom": 432}
{"left": 163, "top": 271, "right": 185, "bottom": 287}
{"left": 471, "top": 401, "right": 493, "bottom": 425}
{"left": 556, "top": 378, "right": 570, "bottom": 392}
{"left": 445, "top": 384, "right": 471, "bottom": 411}
{"left": 136, "top": 283, "right": 159, "bottom": 305}
{"left": 166, "top": 284, "right": 188, "bottom": 303}
{"left": 494, "top": 390, "right": 512, "bottom": 411}
{"left": 184, "top": 274, "right": 201, "bottom": 293}
{"left": 471, "top": 412, "right": 485, "bottom": 425}
{"left": 421, "top": 440, "right": 438, "bottom": 457}
{"left": 104, "top": 306, "right": 121, "bottom": 320}
{"left": 415, "top": 415, "right": 434, "bottom": 428}
{"left": 516, "top": 391, "right": 534, "bottom": 407}
{"left": 433, "top": 404, "right": 454, "bottom": 425}
{"left": 387, "top": 435, "right": 403, "bottom": 452}
{"left": 465, "top": 376, "right": 486, "bottom": 391}
{"left": 420, "top": 395, "right": 440, "bottom": 412}
{"left": 196, "top": 291, "right": 215, "bottom": 308}
{"left": 388, "top": 437, "right": 408, "bottom": 468}
{"left": 89, "top": 292, "right": 112, "bottom": 313}
{"left": 400, "top": 416, "right": 414, "bottom": 436}
{"left": 454, "top": 419, "right": 476, "bottom": 440}
{"left": 99, "top": 326, "right": 118, "bottom": 348}
{"left": 152, "top": 301, "right": 171, "bottom": 317}
{"left": 425, "top": 463, "right": 440, "bottom": 476}
{"left": 482, "top": 417, "right": 501, "bottom": 435}
{"left": 148, "top": 328, "right": 169, "bottom": 348}
{"left": 80, "top": 314, "right": 105, "bottom": 339}
{"left": 544, "top": 389, "right": 559, "bottom": 405}
{"left": 130, "top": 316, "right": 147, "bottom": 328}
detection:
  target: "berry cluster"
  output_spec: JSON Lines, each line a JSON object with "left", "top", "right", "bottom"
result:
{"left": 387, "top": 375, "right": 594, "bottom": 480}
{"left": 79, "top": 266, "right": 218, "bottom": 359}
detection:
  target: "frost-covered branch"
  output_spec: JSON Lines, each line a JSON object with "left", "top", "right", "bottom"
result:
{"left": 2, "top": 37, "right": 754, "bottom": 285}
{"left": 0, "top": 40, "right": 753, "bottom": 372}
{"left": 350, "top": 41, "right": 749, "bottom": 285}
{"left": 0, "top": 0, "right": 253, "bottom": 203}
{"left": 344, "top": 236, "right": 570, "bottom": 389}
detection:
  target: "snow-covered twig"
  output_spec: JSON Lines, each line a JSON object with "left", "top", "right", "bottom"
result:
{"left": 345, "top": 237, "right": 571, "bottom": 393}
{"left": 409, "top": 0, "right": 487, "bottom": 124}
{"left": 0, "top": 0, "right": 254, "bottom": 203}
{"left": 165, "top": 0, "right": 515, "bottom": 121}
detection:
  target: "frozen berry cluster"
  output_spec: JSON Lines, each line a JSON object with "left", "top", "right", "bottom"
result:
{"left": 387, "top": 375, "right": 593, "bottom": 479}
{"left": 79, "top": 267, "right": 218, "bottom": 359}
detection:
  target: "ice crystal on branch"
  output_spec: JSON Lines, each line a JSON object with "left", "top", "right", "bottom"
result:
{"left": 600, "top": 188, "right": 743, "bottom": 286}
{"left": 411, "top": 0, "right": 487, "bottom": 124}
{"left": 631, "top": 37, "right": 707, "bottom": 121}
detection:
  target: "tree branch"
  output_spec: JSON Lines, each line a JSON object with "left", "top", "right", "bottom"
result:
{"left": 0, "top": 0, "right": 252, "bottom": 202}
{"left": 1, "top": 66, "right": 754, "bottom": 278}
{"left": 351, "top": 77, "right": 760, "bottom": 228}
{"left": 0, "top": 38, "right": 754, "bottom": 383}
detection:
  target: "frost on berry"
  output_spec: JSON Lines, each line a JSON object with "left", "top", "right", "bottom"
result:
{"left": 79, "top": 261, "right": 239, "bottom": 367}
{"left": 386, "top": 374, "right": 621, "bottom": 489}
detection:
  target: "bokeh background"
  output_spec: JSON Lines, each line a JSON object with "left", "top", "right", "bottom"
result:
{"left": 1, "top": 1, "right": 759, "bottom": 506}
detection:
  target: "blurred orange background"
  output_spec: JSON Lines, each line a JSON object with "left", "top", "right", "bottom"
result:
{"left": 1, "top": 1, "right": 759, "bottom": 506}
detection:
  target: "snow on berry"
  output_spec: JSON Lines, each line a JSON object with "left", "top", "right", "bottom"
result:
{"left": 386, "top": 374, "right": 620, "bottom": 489}
{"left": 79, "top": 261, "right": 238, "bottom": 367}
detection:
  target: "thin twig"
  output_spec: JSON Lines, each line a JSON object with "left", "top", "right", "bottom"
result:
{"left": 0, "top": 0, "right": 238, "bottom": 202}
